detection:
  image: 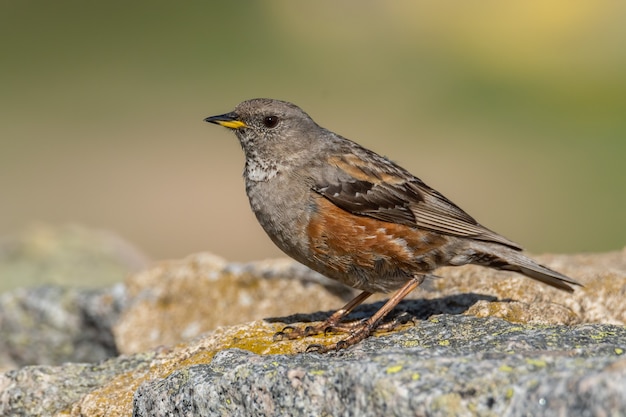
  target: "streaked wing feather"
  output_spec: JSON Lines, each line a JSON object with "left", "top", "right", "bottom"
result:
{"left": 312, "top": 152, "right": 521, "bottom": 250}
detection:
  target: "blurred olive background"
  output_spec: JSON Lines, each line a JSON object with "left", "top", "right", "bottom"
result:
{"left": 1, "top": 1, "right": 624, "bottom": 288}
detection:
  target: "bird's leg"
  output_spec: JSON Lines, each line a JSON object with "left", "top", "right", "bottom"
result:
{"left": 307, "top": 274, "right": 426, "bottom": 353}
{"left": 274, "top": 290, "right": 373, "bottom": 340}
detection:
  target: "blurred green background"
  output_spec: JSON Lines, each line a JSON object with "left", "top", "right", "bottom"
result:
{"left": 1, "top": 1, "right": 624, "bottom": 288}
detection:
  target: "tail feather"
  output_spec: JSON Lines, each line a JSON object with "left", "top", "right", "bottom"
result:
{"left": 509, "top": 260, "right": 581, "bottom": 292}
{"left": 468, "top": 243, "right": 583, "bottom": 292}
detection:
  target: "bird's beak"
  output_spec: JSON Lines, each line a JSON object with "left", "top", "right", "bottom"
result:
{"left": 204, "top": 112, "right": 247, "bottom": 129}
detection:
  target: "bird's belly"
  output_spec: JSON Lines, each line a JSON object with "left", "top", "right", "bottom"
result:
{"left": 303, "top": 197, "right": 451, "bottom": 293}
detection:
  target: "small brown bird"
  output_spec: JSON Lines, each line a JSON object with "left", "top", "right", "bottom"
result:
{"left": 205, "top": 98, "right": 581, "bottom": 352}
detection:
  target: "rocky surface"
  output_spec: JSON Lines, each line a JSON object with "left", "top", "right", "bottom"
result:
{"left": 113, "top": 249, "right": 626, "bottom": 356}
{"left": 0, "top": 247, "right": 625, "bottom": 416}
{"left": 134, "top": 319, "right": 626, "bottom": 417}
{"left": 114, "top": 253, "right": 356, "bottom": 354}
{"left": 2, "top": 317, "right": 625, "bottom": 417}
{"left": 0, "top": 284, "right": 125, "bottom": 373}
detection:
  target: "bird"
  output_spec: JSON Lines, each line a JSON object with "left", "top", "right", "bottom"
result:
{"left": 204, "top": 98, "right": 582, "bottom": 352}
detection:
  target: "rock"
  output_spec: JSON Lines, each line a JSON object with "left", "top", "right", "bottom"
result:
{"left": 427, "top": 249, "right": 626, "bottom": 326}
{"left": 113, "top": 249, "right": 626, "bottom": 356}
{"left": 0, "top": 285, "right": 126, "bottom": 372}
{"left": 0, "top": 248, "right": 624, "bottom": 416}
{"left": 0, "top": 253, "right": 354, "bottom": 372}
{"left": 113, "top": 253, "right": 356, "bottom": 354}
{"left": 2, "top": 317, "right": 625, "bottom": 417}
{"left": 133, "top": 318, "right": 626, "bottom": 417}
{"left": 0, "top": 224, "right": 149, "bottom": 371}
{"left": 0, "top": 353, "right": 155, "bottom": 417}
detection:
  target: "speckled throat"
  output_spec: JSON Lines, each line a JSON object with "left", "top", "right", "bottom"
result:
{"left": 243, "top": 148, "right": 280, "bottom": 182}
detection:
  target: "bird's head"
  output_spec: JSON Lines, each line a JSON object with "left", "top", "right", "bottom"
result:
{"left": 205, "top": 98, "right": 324, "bottom": 161}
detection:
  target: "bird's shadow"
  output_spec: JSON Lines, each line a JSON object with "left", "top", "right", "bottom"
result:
{"left": 264, "top": 292, "right": 497, "bottom": 326}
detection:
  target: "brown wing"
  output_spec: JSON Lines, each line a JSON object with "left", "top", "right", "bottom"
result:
{"left": 312, "top": 150, "right": 522, "bottom": 250}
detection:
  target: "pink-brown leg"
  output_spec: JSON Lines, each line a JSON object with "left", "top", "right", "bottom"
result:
{"left": 274, "top": 290, "right": 373, "bottom": 340}
{"left": 307, "top": 275, "right": 425, "bottom": 353}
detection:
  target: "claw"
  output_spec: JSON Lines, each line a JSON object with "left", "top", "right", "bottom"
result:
{"left": 273, "top": 325, "right": 297, "bottom": 341}
{"left": 303, "top": 325, "right": 316, "bottom": 336}
{"left": 394, "top": 312, "right": 412, "bottom": 324}
{"left": 335, "top": 340, "right": 349, "bottom": 351}
{"left": 305, "top": 344, "right": 325, "bottom": 353}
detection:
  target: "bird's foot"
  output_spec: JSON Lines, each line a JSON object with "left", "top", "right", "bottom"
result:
{"left": 273, "top": 317, "right": 361, "bottom": 341}
{"left": 274, "top": 312, "right": 415, "bottom": 353}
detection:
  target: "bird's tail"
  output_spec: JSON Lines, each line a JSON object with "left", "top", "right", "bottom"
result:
{"left": 467, "top": 243, "right": 583, "bottom": 292}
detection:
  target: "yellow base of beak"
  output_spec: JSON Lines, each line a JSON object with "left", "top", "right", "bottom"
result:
{"left": 217, "top": 120, "right": 247, "bottom": 129}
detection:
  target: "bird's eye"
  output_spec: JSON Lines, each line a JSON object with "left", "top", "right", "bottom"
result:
{"left": 263, "top": 116, "right": 279, "bottom": 128}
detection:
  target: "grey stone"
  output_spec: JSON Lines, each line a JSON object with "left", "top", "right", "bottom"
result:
{"left": 0, "top": 284, "right": 126, "bottom": 371}
{"left": 133, "top": 315, "right": 626, "bottom": 417}
{"left": 0, "top": 248, "right": 624, "bottom": 416}
{"left": 113, "top": 254, "right": 356, "bottom": 355}
{"left": 114, "top": 248, "right": 626, "bottom": 356}
{"left": 0, "top": 353, "right": 155, "bottom": 417}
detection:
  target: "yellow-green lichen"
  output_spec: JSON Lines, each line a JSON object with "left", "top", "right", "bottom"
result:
{"left": 590, "top": 330, "right": 616, "bottom": 341}
{"left": 499, "top": 365, "right": 513, "bottom": 373}
{"left": 386, "top": 365, "right": 403, "bottom": 374}
{"left": 525, "top": 358, "right": 547, "bottom": 368}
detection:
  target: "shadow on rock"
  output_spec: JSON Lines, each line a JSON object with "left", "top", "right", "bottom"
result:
{"left": 264, "top": 292, "right": 497, "bottom": 325}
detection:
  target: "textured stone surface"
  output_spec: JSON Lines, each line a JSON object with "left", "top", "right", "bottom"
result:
{"left": 133, "top": 316, "right": 626, "bottom": 417}
{"left": 2, "top": 316, "right": 625, "bottom": 417}
{"left": 0, "top": 285, "right": 126, "bottom": 372}
{"left": 0, "top": 353, "right": 155, "bottom": 417}
{"left": 428, "top": 249, "right": 626, "bottom": 326}
{"left": 115, "top": 249, "right": 626, "bottom": 358}
{"left": 113, "top": 253, "right": 356, "bottom": 354}
{"left": 0, "top": 248, "right": 624, "bottom": 416}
